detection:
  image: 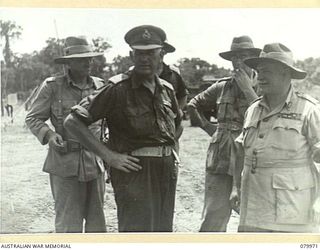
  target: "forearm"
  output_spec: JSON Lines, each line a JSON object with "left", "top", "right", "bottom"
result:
{"left": 242, "top": 87, "right": 258, "bottom": 104}
{"left": 188, "top": 105, "right": 216, "bottom": 136}
{"left": 233, "top": 143, "right": 244, "bottom": 189}
{"left": 25, "top": 116, "right": 52, "bottom": 145}
{"left": 187, "top": 105, "right": 208, "bottom": 128}
{"left": 64, "top": 114, "right": 113, "bottom": 162}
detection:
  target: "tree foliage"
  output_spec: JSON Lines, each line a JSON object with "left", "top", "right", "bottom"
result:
{"left": 1, "top": 21, "right": 319, "bottom": 104}
{"left": 178, "top": 57, "right": 231, "bottom": 87}
{"left": 293, "top": 57, "right": 320, "bottom": 100}
{"left": 0, "top": 20, "right": 22, "bottom": 67}
{"left": 104, "top": 55, "right": 133, "bottom": 79}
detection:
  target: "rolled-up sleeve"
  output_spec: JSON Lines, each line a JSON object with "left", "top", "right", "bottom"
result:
{"left": 305, "top": 103, "right": 320, "bottom": 152}
{"left": 25, "top": 80, "right": 53, "bottom": 145}
{"left": 71, "top": 83, "right": 116, "bottom": 125}
{"left": 188, "top": 81, "right": 223, "bottom": 111}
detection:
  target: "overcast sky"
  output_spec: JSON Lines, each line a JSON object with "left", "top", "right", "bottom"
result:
{"left": 1, "top": 8, "right": 320, "bottom": 69}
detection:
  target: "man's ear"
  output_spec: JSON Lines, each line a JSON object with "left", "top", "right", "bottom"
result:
{"left": 160, "top": 49, "right": 166, "bottom": 58}
{"left": 129, "top": 50, "right": 134, "bottom": 61}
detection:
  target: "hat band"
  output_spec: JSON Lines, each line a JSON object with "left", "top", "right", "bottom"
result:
{"left": 260, "top": 51, "right": 294, "bottom": 66}
{"left": 231, "top": 42, "right": 255, "bottom": 50}
{"left": 64, "top": 45, "right": 93, "bottom": 56}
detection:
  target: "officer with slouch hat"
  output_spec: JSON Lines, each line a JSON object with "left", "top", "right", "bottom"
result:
{"left": 25, "top": 36, "right": 106, "bottom": 233}
{"left": 231, "top": 43, "right": 320, "bottom": 232}
{"left": 188, "top": 35, "right": 261, "bottom": 232}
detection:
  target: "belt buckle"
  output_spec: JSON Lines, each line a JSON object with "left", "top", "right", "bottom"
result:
{"left": 161, "top": 146, "right": 166, "bottom": 156}
{"left": 159, "top": 146, "right": 164, "bottom": 156}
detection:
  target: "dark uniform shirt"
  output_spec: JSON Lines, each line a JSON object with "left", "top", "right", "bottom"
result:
{"left": 160, "top": 63, "right": 189, "bottom": 100}
{"left": 72, "top": 71, "right": 182, "bottom": 153}
{"left": 25, "top": 73, "right": 105, "bottom": 180}
{"left": 188, "top": 76, "right": 254, "bottom": 175}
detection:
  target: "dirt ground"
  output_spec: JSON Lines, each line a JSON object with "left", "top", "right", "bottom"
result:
{"left": 0, "top": 110, "right": 240, "bottom": 234}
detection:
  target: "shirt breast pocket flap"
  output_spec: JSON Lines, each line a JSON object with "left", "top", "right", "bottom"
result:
{"left": 52, "top": 100, "right": 78, "bottom": 117}
{"left": 272, "top": 172, "right": 314, "bottom": 191}
{"left": 217, "top": 96, "right": 235, "bottom": 105}
{"left": 125, "top": 106, "right": 149, "bottom": 117}
{"left": 271, "top": 118, "right": 303, "bottom": 151}
{"left": 272, "top": 118, "right": 302, "bottom": 133}
{"left": 272, "top": 172, "right": 315, "bottom": 224}
{"left": 62, "top": 100, "right": 78, "bottom": 115}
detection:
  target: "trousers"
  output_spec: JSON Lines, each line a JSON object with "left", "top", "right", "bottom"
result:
{"left": 111, "top": 155, "right": 177, "bottom": 232}
{"left": 49, "top": 173, "right": 106, "bottom": 233}
{"left": 200, "top": 173, "right": 233, "bottom": 232}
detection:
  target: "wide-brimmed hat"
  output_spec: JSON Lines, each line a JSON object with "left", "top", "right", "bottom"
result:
{"left": 163, "top": 41, "right": 175, "bottom": 53}
{"left": 54, "top": 36, "right": 104, "bottom": 64}
{"left": 219, "top": 35, "right": 261, "bottom": 61}
{"left": 244, "top": 43, "right": 307, "bottom": 79}
{"left": 125, "top": 25, "right": 166, "bottom": 50}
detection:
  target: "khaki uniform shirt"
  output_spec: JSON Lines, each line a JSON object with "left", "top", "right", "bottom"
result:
{"left": 188, "top": 77, "right": 253, "bottom": 175}
{"left": 236, "top": 85, "right": 320, "bottom": 232}
{"left": 25, "top": 73, "right": 105, "bottom": 181}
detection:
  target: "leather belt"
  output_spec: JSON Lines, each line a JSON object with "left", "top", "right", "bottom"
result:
{"left": 131, "top": 146, "right": 172, "bottom": 157}
{"left": 218, "top": 122, "right": 242, "bottom": 131}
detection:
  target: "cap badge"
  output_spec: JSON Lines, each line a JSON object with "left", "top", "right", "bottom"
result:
{"left": 142, "top": 29, "right": 151, "bottom": 40}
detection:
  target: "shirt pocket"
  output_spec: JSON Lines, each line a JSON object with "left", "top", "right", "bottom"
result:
{"left": 272, "top": 171, "right": 315, "bottom": 224}
{"left": 125, "top": 106, "right": 154, "bottom": 136}
{"left": 269, "top": 118, "right": 303, "bottom": 152}
{"left": 52, "top": 100, "right": 78, "bottom": 118}
{"left": 162, "top": 101, "right": 176, "bottom": 133}
{"left": 216, "top": 96, "right": 235, "bottom": 121}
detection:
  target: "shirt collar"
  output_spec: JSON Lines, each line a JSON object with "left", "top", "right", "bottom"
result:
{"left": 259, "top": 83, "right": 294, "bottom": 110}
{"left": 131, "top": 71, "right": 163, "bottom": 90}
{"left": 66, "top": 70, "right": 95, "bottom": 90}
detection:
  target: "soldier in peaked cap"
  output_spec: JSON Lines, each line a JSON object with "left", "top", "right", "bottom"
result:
{"left": 25, "top": 36, "right": 107, "bottom": 233}
{"left": 188, "top": 35, "right": 261, "bottom": 232}
{"left": 231, "top": 43, "right": 320, "bottom": 232}
{"left": 64, "top": 25, "right": 182, "bottom": 232}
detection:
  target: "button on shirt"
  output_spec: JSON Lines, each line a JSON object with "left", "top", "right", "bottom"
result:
{"left": 236, "top": 85, "right": 320, "bottom": 232}
{"left": 72, "top": 71, "right": 181, "bottom": 153}
{"left": 188, "top": 77, "right": 253, "bottom": 174}
{"left": 25, "top": 73, "right": 104, "bottom": 179}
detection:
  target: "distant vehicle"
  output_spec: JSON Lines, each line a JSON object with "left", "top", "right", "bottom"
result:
{"left": 186, "top": 75, "right": 222, "bottom": 126}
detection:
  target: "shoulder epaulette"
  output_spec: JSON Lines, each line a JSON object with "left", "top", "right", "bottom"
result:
{"left": 159, "top": 78, "right": 174, "bottom": 91}
{"left": 46, "top": 74, "right": 66, "bottom": 84}
{"left": 216, "top": 76, "right": 232, "bottom": 84}
{"left": 168, "top": 64, "right": 181, "bottom": 75}
{"left": 296, "top": 92, "right": 319, "bottom": 105}
{"left": 108, "top": 73, "right": 129, "bottom": 85}
{"left": 45, "top": 76, "right": 56, "bottom": 82}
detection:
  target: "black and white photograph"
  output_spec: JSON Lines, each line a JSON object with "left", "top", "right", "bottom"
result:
{"left": 1, "top": 7, "right": 320, "bottom": 237}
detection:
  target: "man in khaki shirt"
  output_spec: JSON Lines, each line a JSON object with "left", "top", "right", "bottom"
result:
{"left": 230, "top": 43, "right": 320, "bottom": 232}
{"left": 25, "top": 36, "right": 106, "bottom": 233}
